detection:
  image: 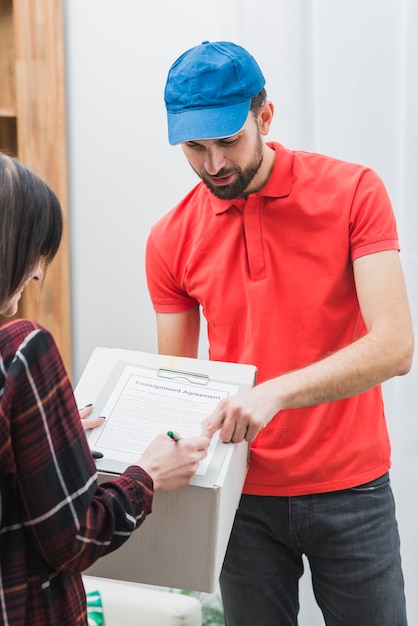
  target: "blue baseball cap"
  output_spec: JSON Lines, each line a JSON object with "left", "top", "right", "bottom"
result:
{"left": 164, "top": 41, "right": 266, "bottom": 145}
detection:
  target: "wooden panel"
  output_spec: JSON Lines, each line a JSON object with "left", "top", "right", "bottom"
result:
{"left": 12, "top": 0, "right": 72, "bottom": 376}
{"left": 0, "top": 0, "right": 16, "bottom": 113}
{"left": 0, "top": 117, "right": 17, "bottom": 154}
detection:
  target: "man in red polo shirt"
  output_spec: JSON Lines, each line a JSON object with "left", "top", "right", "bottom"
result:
{"left": 145, "top": 41, "right": 414, "bottom": 625}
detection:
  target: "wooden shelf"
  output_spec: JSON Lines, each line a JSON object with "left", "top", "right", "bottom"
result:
{"left": 0, "top": 108, "right": 17, "bottom": 117}
{"left": 0, "top": 0, "right": 72, "bottom": 377}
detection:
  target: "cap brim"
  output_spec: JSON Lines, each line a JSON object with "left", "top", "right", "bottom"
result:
{"left": 167, "top": 99, "right": 251, "bottom": 145}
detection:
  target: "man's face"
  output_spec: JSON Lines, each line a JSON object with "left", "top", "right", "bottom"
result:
{"left": 181, "top": 113, "right": 265, "bottom": 200}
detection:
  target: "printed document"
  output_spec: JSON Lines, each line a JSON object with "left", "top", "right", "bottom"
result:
{"left": 87, "top": 362, "right": 240, "bottom": 476}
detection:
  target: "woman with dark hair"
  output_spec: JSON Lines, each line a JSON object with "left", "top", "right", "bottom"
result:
{"left": 0, "top": 153, "right": 209, "bottom": 625}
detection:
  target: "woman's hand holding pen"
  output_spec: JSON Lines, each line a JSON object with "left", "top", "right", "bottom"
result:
{"left": 137, "top": 433, "right": 210, "bottom": 491}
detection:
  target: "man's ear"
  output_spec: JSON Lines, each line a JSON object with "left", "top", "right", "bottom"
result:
{"left": 258, "top": 101, "right": 274, "bottom": 136}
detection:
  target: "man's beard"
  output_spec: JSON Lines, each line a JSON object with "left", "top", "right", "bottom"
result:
{"left": 194, "top": 134, "right": 264, "bottom": 200}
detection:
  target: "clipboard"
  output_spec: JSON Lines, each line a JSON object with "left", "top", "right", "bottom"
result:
{"left": 84, "top": 357, "right": 252, "bottom": 487}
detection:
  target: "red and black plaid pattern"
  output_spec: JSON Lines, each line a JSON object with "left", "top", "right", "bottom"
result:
{"left": 0, "top": 319, "right": 153, "bottom": 625}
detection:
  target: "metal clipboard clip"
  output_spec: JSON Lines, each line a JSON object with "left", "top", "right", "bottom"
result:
{"left": 157, "top": 367, "right": 209, "bottom": 386}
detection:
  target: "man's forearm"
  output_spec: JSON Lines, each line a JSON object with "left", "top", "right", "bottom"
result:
{"left": 203, "top": 326, "right": 414, "bottom": 444}
{"left": 272, "top": 326, "right": 413, "bottom": 412}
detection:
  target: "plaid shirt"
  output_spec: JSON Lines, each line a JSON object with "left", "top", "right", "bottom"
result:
{"left": 0, "top": 319, "right": 153, "bottom": 625}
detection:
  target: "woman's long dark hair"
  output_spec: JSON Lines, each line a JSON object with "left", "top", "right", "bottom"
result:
{"left": 0, "top": 153, "right": 63, "bottom": 308}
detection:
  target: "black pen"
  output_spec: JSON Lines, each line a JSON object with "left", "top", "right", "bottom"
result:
{"left": 167, "top": 430, "right": 182, "bottom": 442}
{"left": 91, "top": 450, "right": 104, "bottom": 459}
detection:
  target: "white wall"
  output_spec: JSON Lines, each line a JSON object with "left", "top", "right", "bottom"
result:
{"left": 63, "top": 1, "right": 418, "bottom": 623}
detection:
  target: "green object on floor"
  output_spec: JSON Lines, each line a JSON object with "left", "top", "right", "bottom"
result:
{"left": 179, "top": 589, "right": 225, "bottom": 625}
{"left": 86, "top": 589, "right": 105, "bottom": 626}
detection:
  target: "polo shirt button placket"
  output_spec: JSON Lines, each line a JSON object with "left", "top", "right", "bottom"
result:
{"left": 243, "top": 196, "right": 266, "bottom": 281}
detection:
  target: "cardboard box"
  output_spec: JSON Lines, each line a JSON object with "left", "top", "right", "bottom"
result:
{"left": 75, "top": 347, "right": 257, "bottom": 592}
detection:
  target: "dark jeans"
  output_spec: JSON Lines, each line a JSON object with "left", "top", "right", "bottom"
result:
{"left": 220, "top": 473, "right": 407, "bottom": 625}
